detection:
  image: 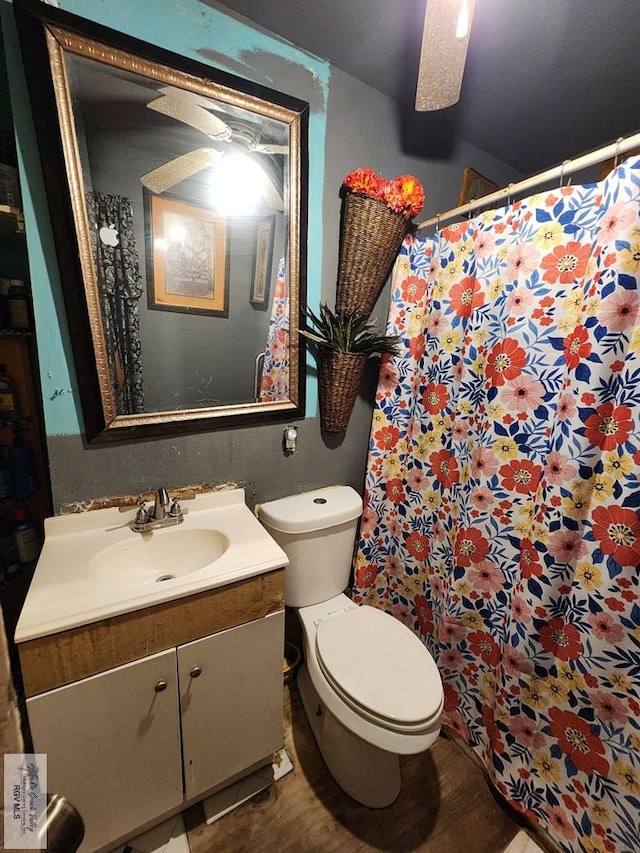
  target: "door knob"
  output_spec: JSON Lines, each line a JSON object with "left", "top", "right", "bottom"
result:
{"left": 189, "top": 665, "right": 202, "bottom": 678}
{"left": 154, "top": 679, "right": 168, "bottom": 692}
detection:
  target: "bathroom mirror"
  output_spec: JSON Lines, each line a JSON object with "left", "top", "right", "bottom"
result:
{"left": 15, "top": 0, "right": 308, "bottom": 442}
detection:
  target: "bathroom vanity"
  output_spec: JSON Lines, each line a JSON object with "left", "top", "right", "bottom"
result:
{"left": 15, "top": 490, "right": 287, "bottom": 853}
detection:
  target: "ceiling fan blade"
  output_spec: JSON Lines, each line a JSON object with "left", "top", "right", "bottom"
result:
{"left": 415, "top": 0, "right": 476, "bottom": 111}
{"left": 140, "top": 148, "right": 222, "bottom": 193}
{"left": 249, "top": 142, "right": 289, "bottom": 155}
{"left": 147, "top": 94, "right": 231, "bottom": 140}
{"left": 156, "top": 85, "right": 231, "bottom": 115}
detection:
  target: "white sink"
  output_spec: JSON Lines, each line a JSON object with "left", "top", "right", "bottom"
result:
{"left": 15, "top": 489, "right": 288, "bottom": 643}
{"left": 88, "top": 527, "right": 229, "bottom": 586}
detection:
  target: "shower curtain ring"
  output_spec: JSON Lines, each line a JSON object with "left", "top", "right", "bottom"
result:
{"left": 614, "top": 136, "right": 624, "bottom": 169}
{"left": 507, "top": 184, "right": 513, "bottom": 205}
{"left": 435, "top": 213, "right": 441, "bottom": 232}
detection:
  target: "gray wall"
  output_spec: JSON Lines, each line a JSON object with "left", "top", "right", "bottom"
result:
{"left": 6, "top": 1, "right": 523, "bottom": 513}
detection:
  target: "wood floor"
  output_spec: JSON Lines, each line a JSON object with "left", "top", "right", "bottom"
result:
{"left": 184, "top": 680, "right": 536, "bottom": 853}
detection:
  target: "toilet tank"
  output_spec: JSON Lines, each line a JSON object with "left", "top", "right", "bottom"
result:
{"left": 258, "top": 486, "right": 363, "bottom": 607}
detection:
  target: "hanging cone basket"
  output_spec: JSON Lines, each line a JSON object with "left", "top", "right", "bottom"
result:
{"left": 318, "top": 350, "right": 368, "bottom": 433}
{"left": 335, "top": 192, "right": 409, "bottom": 317}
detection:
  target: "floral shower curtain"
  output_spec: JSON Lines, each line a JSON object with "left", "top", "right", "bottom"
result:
{"left": 260, "top": 258, "right": 289, "bottom": 401}
{"left": 86, "top": 191, "right": 145, "bottom": 414}
{"left": 352, "top": 157, "right": 640, "bottom": 853}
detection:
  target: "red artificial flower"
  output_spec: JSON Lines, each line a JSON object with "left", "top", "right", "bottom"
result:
{"left": 342, "top": 167, "right": 383, "bottom": 197}
{"left": 429, "top": 449, "right": 460, "bottom": 488}
{"left": 540, "top": 241, "right": 592, "bottom": 285}
{"left": 422, "top": 381, "right": 449, "bottom": 414}
{"left": 449, "top": 276, "right": 485, "bottom": 318}
{"left": 548, "top": 707, "right": 610, "bottom": 776}
{"left": 384, "top": 174, "right": 425, "bottom": 218}
{"left": 499, "top": 459, "right": 542, "bottom": 495}
{"left": 582, "top": 402, "right": 633, "bottom": 450}
{"left": 539, "top": 617, "right": 583, "bottom": 661}
{"left": 405, "top": 531, "right": 430, "bottom": 561}
{"left": 485, "top": 337, "right": 527, "bottom": 386}
{"left": 342, "top": 168, "right": 425, "bottom": 219}
{"left": 563, "top": 325, "right": 592, "bottom": 369}
{"left": 455, "top": 526, "right": 490, "bottom": 566}
{"left": 592, "top": 504, "right": 640, "bottom": 567}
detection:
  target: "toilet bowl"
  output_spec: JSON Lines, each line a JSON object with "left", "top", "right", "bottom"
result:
{"left": 259, "top": 486, "right": 444, "bottom": 808}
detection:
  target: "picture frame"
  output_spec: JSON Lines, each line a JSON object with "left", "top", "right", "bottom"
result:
{"left": 457, "top": 167, "right": 499, "bottom": 215}
{"left": 250, "top": 215, "right": 275, "bottom": 310}
{"left": 145, "top": 193, "right": 229, "bottom": 317}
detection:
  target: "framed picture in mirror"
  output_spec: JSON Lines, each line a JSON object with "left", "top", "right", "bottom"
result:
{"left": 250, "top": 216, "right": 275, "bottom": 310}
{"left": 145, "top": 194, "right": 229, "bottom": 317}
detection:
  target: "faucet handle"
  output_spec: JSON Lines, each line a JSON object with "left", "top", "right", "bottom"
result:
{"left": 168, "top": 499, "right": 183, "bottom": 518}
{"left": 134, "top": 503, "right": 150, "bottom": 525}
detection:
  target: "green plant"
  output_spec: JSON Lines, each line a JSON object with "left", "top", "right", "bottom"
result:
{"left": 300, "top": 303, "right": 401, "bottom": 355}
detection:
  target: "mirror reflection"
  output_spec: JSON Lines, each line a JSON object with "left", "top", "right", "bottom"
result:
{"left": 16, "top": 5, "right": 308, "bottom": 440}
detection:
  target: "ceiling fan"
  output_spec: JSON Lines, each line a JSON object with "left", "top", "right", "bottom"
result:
{"left": 140, "top": 85, "right": 287, "bottom": 208}
{"left": 415, "top": 0, "right": 476, "bottom": 111}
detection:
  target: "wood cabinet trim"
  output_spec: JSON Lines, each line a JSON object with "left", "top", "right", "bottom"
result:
{"left": 19, "top": 569, "right": 285, "bottom": 697}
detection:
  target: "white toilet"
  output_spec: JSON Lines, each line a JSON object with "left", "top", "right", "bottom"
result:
{"left": 259, "top": 485, "right": 444, "bottom": 808}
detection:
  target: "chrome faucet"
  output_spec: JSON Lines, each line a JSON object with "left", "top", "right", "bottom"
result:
{"left": 130, "top": 488, "right": 186, "bottom": 533}
{"left": 152, "top": 487, "right": 170, "bottom": 521}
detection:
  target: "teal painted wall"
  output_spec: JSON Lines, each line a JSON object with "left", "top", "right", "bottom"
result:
{"left": 1, "top": 0, "right": 329, "bottom": 435}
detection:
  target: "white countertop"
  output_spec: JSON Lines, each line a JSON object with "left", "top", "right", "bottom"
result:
{"left": 15, "top": 489, "right": 288, "bottom": 643}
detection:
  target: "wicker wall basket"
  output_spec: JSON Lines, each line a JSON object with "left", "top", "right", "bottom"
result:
{"left": 335, "top": 192, "right": 409, "bottom": 317}
{"left": 318, "top": 350, "right": 368, "bottom": 433}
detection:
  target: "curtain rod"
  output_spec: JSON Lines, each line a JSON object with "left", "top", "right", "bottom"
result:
{"left": 417, "top": 131, "right": 640, "bottom": 231}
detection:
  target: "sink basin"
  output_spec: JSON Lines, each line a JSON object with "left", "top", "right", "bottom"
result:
{"left": 88, "top": 527, "right": 229, "bottom": 586}
{"left": 15, "top": 488, "right": 289, "bottom": 643}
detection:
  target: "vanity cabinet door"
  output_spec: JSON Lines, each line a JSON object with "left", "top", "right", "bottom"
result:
{"left": 178, "top": 610, "right": 285, "bottom": 800}
{"left": 26, "top": 648, "right": 183, "bottom": 853}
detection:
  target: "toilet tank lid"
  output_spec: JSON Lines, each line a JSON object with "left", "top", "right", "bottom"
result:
{"left": 258, "top": 486, "right": 363, "bottom": 534}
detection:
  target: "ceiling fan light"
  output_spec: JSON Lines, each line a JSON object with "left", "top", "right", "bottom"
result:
{"left": 209, "top": 153, "right": 265, "bottom": 215}
{"left": 415, "top": 0, "right": 476, "bottom": 111}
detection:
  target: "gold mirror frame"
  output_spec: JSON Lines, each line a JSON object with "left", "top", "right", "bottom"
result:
{"left": 15, "top": 0, "right": 308, "bottom": 442}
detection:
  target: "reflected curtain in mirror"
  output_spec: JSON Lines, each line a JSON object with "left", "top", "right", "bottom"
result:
{"left": 260, "top": 258, "right": 289, "bottom": 401}
{"left": 85, "top": 191, "right": 145, "bottom": 414}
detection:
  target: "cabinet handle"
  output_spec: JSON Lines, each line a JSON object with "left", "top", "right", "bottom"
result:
{"left": 189, "top": 665, "right": 202, "bottom": 679}
{"left": 154, "top": 679, "right": 168, "bottom": 692}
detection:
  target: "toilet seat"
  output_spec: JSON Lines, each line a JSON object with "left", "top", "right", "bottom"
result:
{"left": 315, "top": 606, "right": 443, "bottom": 734}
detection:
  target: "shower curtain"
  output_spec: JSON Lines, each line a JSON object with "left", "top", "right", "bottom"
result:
{"left": 260, "top": 258, "right": 289, "bottom": 401}
{"left": 352, "top": 157, "right": 640, "bottom": 853}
